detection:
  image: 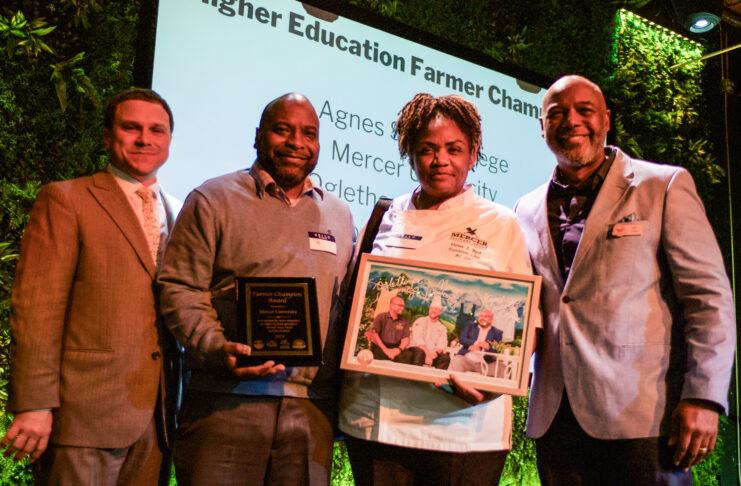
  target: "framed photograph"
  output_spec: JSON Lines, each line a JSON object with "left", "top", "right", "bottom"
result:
{"left": 340, "top": 254, "right": 541, "bottom": 396}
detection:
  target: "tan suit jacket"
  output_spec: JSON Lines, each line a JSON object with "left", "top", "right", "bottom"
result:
{"left": 8, "top": 171, "right": 178, "bottom": 449}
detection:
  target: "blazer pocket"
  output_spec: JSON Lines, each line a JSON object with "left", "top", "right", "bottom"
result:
{"left": 59, "top": 348, "right": 116, "bottom": 398}
{"left": 592, "top": 228, "right": 644, "bottom": 289}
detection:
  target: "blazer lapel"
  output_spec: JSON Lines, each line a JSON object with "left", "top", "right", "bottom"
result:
{"left": 568, "top": 149, "right": 633, "bottom": 276}
{"left": 88, "top": 172, "right": 156, "bottom": 278}
{"left": 532, "top": 184, "right": 564, "bottom": 290}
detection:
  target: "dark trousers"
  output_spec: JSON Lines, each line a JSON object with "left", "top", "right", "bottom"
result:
{"left": 33, "top": 418, "right": 163, "bottom": 486}
{"left": 396, "top": 346, "right": 451, "bottom": 369}
{"left": 536, "top": 394, "right": 692, "bottom": 486}
{"left": 344, "top": 435, "right": 507, "bottom": 486}
{"left": 174, "top": 391, "right": 334, "bottom": 486}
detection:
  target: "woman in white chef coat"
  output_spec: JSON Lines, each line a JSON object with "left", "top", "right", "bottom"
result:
{"left": 339, "top": 93, "right": 536, "bottom": 486}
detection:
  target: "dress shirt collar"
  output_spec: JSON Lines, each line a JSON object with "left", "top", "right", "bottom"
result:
{"left": 107, "top": 164, "right": 161, "bottom": 197}
{"left": 549, "top": 146, "right": 616, "bottom": 195}
{"left": 249, "top": 161, "right": 323, "bottom": 206}
{"left": 107, "top": 164, "right": 167, "bottom": 234}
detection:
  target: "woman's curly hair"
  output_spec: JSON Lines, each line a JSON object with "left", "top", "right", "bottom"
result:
{"left": 394, "top": 93, "right": 482, "bottom": 161}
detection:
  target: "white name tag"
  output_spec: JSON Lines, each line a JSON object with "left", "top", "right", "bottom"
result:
{"left": 308, "top": 232, "right": 337, "bottom": 255}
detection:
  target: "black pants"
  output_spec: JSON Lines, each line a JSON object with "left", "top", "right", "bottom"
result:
{"left": 536, "top": 394, "right": 692, "bottom": 486}
{"left": 396, "top": 346, "right": 451, "bottom": 369}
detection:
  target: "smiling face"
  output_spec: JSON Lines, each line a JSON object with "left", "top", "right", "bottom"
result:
{"left": 540, "top": 76, "right": 611, "bottom": 183}
{"left": 389, "top": 297, "right": 406, "bottom": 319}
{"left": 255, "top": 94, "right": 319, "bottom": 192}
{"left": 477, "top": 309, "right": 494, "bottom": 329}
{"left": 410, "top": 115, "right": 476, "bottom": 209}
{"left": 103, "top": 99, "right": 172, "bottom": 185}
{"left": 428, "top": 305, "right": 442, "bottom": 321}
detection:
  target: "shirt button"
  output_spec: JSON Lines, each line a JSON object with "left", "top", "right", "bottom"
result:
{"left": 562, "top": 296, "right": 571, "bottom": 304}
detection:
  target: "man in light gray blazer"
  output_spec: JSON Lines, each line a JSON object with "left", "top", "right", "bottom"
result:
{"left": 515, "top": 75, "right": 735, "bottom": 485}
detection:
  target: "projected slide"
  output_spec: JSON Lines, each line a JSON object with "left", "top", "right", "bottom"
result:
{"left": 152, "top": 0, "right": 555, "bottom": 233}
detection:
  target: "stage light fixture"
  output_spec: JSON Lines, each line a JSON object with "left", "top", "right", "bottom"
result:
{"left": 684, "top": 11, "right": 721, "bottom": 33}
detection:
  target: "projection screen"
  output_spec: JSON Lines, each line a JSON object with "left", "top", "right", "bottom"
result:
{"left": 151, "top": 0, "right": 555, "bottom": 234}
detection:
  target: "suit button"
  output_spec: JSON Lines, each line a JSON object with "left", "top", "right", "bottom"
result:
{"left": 151, "top": 351, "right": 161, "bottom": 360}
{"left": 562, "top": 296, "right": 571, "bottom": 303}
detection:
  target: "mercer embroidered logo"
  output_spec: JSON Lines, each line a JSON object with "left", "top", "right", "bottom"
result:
{"left": 449, "top": 227, "right": 488, "bottom": 248}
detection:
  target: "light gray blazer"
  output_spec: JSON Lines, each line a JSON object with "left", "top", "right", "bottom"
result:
{"left": 515, "top": 147, "right": 735, "bottom": 440}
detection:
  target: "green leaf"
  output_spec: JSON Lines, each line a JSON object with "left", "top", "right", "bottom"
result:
{"left": 30, "top": 26, "right": 56, "bottom": 37}
{"left": 11, "top": 11, "right": 26, "bottom": 25}
{"left": 40, "top": 41, "right": 55, "bottom": 55}
{"left": 69, "top": 51, "right": 85, "bottom": 64}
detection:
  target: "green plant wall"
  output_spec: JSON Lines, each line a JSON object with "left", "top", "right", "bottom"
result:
{"left": 612, "top": 10, "right": 724, "bottom": 199}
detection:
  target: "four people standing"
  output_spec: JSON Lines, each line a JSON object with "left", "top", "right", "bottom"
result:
{"left": 2, "top": 75, "right": 734, "bottom": 486}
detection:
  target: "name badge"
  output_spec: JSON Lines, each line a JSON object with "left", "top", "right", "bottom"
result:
{"left": 308, "top": 232, "right": 337, "bottom": 254}
{"left": 610, "top": 222, "right": 643, "bottom": 237}
{"left": 386, "top": 233, "right": 422, "bottom": 250}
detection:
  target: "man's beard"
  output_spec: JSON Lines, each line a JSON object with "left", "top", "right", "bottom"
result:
{"left": 262, "top": 156, "right": 316, "bottom": 190}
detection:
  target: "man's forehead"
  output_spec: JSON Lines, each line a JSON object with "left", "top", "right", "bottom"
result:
{"left": 115, "top": 100, "right": 169, "bottom": 121}
{"left": 545, "top": 80, "right": 605, "bottom": 109}
{"left": 265, "top": 97, "right": 318, "bottom": 125}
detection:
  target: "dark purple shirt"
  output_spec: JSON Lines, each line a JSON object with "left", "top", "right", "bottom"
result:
{"left": 372, "top": 311, "right": 410, "bottom": 348}
{"left": 547, "top": 147, "right": 615, "bottom": 279}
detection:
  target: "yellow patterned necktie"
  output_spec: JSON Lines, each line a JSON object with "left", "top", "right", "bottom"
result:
{"left": 136, "top": 187, "right": 161, "bottom": 265}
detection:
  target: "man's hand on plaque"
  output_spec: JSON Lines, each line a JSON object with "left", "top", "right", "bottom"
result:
{"left": 221, "top": 341, "right": 286, "bottom": 378}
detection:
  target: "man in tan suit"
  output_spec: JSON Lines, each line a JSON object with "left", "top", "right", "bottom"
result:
{"left": 1, "top": 88, "right": 180, "bottom": 485}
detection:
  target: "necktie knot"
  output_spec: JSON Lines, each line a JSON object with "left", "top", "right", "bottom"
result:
{"left": 136, "top": 187, "right": 156, "bottom": 201}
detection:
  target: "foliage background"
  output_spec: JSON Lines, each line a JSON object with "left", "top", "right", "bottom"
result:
{"left": 0, "top": 0, "right": 734, "bottom": 484}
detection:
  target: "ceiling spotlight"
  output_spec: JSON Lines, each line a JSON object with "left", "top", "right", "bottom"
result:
{"left": 685, "top": 11, "right": 720, "bottom": 33}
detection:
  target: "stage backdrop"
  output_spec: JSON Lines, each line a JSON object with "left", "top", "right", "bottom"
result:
{"left": 151, "top": 0, "right": 554, "bottom": 233}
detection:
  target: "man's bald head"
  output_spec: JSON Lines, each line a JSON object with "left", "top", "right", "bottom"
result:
{"left": 254, "top": 93, "right": 320, "bottom": 192}
{"left": 540, "top": 75, "right": 611, "bottom": 184}
{"left": 258, "top": 93, "right": 314, "bottom": 129}
{"left": 478, "top": 309, "right": 494, "bottom": 328}
{"left": 541, "top": 75, "right": 607, "bottom": 113}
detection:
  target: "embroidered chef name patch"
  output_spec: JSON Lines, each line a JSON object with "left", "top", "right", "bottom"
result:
{"left": 449, "top": 231, "right": 488, "bottom": 249}
{"left": 448, "top": 228, "right": 488, "bottom": 262}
